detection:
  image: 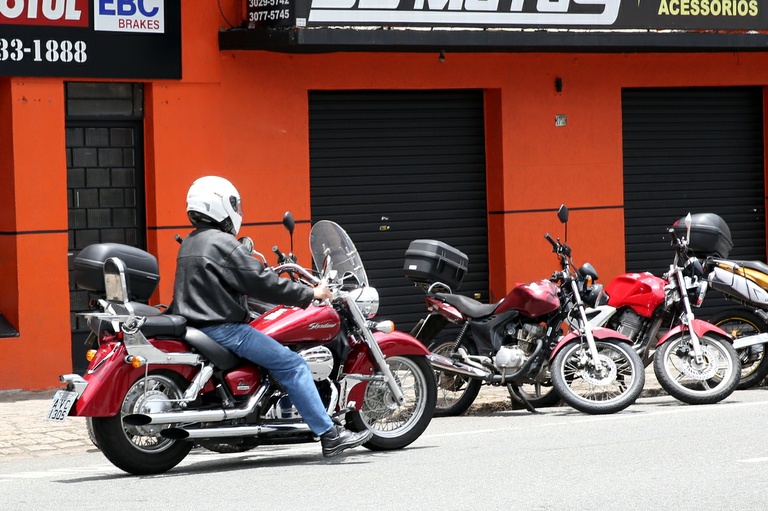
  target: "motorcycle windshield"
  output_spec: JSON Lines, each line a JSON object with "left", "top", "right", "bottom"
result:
{"left": 309, "top": 220, "right": 369, "bottom": 288}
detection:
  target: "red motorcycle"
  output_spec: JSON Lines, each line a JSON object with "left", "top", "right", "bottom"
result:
{"left": 47, "top": 217, "right": 436, "bottom": 475}
{"left": 411, "top": 205, "right": 645, "bottom": 416}
{"left": 587, "top": 213, "right": 741, "bottom": 404}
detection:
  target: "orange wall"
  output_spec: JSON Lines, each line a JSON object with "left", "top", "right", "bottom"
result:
{"left": 3, "top": 0, "right": 768, "bottom": 390}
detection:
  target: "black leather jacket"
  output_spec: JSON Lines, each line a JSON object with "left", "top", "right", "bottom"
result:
{"left": 169, "top": 226, "right": 314, "bottom": 327}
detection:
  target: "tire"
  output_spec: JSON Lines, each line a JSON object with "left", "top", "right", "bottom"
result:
{"left": 428, "top": 338, "right": 482, "bottom": 417}
{"left": 653, "top": 333, "right": 740, "bottom": 405}
{"left": 91, "top": 371, "right": 193, "bottom": 475}
{"left": 551, "top": 338, "right": 645, "bottom": 414}
{"left": 86, "top": 417, "right": 99, "bottom": 449}
{"left": 348, "top": 355, "right": 436, "bottom": 451}
{"left": 709, "top": 308, "right": 768, "bottom": 390}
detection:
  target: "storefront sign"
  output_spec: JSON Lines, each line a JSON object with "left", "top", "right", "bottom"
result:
{"left": 248, "top": 0, "right": 767, "bottom": 30}
{"left": 0, "top": 0, "right": 180, "bottom": 78}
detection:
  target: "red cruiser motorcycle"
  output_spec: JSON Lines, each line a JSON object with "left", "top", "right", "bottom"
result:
{"left": 588, "top": 213, "right": 741, "bottom": 404}
{"left": 411, "top": 206, "right": 645, "bottom": 416}
{"left": 47, "top": 218, "right": 436, "bottom": 475}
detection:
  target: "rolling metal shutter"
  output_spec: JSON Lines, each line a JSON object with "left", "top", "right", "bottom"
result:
{"left": 309, "top": 90, "right": 489, "bottom": 332}
{"left": 622, "top": 87, "right": 766, "bottom": 316}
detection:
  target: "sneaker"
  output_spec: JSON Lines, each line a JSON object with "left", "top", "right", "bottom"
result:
{"left": 320, "top": 425, "right": 373, "bottom": 458}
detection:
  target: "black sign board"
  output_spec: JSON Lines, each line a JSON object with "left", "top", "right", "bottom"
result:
{"left": 248, "top": 0, "right": 767, "bottom": 30}
{"left": 0, "top": 0, "right": 181, "bottom": 79}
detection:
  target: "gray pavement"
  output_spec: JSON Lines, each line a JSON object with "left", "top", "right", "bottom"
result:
{"left": 0, "top": 366, "right": 663, "bottom": 460}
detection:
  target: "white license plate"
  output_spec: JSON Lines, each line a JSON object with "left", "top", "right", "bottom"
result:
{"left": 45, "top": 390, "right": 78, "bottom": 422}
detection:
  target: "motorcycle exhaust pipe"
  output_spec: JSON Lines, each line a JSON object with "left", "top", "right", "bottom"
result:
{"left": 427, "top": 353, "right": 492, "bottom": 379}
{"left": 161, "top": 422, "right": 313, "bottom": 440}
{"left": 123, "top": 390, "right": 264, "bottom": 426}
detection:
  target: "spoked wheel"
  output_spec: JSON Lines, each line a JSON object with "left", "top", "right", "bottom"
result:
{"left": 428, "top": 339, "right": 482, "bottom": 417}
{"left": 551, "top": 339, "right": 645, "bottom": 414}
{"left": 653, "top": 333, "right": 741, "bottom": 405}
{"left": 709, "top": 309, "right": 768, "bottom": 390}
{"left": 348, "top": 355, "right": 436, "bottom": 451}
{"left": 91, "top": 371, "right": 193, "bottom": 475}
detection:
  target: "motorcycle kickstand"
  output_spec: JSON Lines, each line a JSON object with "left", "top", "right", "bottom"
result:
{"left": 506, "top": 383, "right": 538, "bottom": 414}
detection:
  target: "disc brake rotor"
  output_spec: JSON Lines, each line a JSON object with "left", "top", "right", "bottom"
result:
{"left": 579, "top": 353, "right": 617, "bottom": 386}
{"left": 677, "top": 344, "right": 720, "bottom": 380}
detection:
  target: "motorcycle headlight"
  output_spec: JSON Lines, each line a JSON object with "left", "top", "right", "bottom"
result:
{"left": 350, "top": 286, "right": 379, "bottom": 319}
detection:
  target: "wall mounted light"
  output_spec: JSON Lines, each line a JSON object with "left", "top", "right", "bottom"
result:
{"left": 438, "top": 50, "right": 446, "bottom": 64}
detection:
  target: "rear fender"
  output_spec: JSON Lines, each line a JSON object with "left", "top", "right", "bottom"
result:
{"left": 72, "top": 340, "right": 197, "bottom": 417}
{"left": 343, "top": 331, "right": 430, "bottom": 408}
{"left": 656, "top": 319, "right": 731, "bottom": 347}
{"left": 549, "top": 327, "right": 633, "bottom": 360}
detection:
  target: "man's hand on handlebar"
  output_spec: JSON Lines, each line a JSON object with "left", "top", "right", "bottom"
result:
{"left": 313, "top": 282, "right": 333, "bottom": 302}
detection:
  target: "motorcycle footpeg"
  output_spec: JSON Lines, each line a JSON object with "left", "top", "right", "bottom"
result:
{"left": 330, "top": 403, "right": 357, "bottom": 425}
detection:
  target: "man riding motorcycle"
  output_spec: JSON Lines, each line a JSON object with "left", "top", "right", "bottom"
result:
{"left": 169, "top": 175, "right": 372, "bottom": 457}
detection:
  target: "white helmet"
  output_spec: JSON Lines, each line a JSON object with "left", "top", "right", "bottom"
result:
{"left": 186, "top": 176, "right": 243, "bottom": 236}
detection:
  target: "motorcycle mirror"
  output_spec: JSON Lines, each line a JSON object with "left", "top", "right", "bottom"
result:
{"left": 283, "top": 212, "right": 295, "bottom": 235}
{"left": 283, "top": 211, "right": 295, "bottom": 256}
{"left": 238, "top": 236, "right": 255, "bottom": 254}
{"left": 685, "top": 212, "right": 692, "bottom": 241}
{"left": 557, "top": 204, "right": 569, "bottom": 224}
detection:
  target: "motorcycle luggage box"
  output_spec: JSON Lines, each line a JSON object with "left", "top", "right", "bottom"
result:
{"left": 404, "top": 240, "right": 468, "bottom": 290}
{"left": 74, "top": 243, "right": 160, "bottom": 301}
{"left": 672, "top": 213, "right": 733, "bottom": 259}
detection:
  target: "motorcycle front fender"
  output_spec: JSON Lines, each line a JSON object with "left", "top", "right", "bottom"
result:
{"left": 343, "top": 331, "right": 430, "bottom": 407}
{"left": 70, "top": 340, "right": 197, "bottom": 417}
{"left": 549, "top": 327, "right": 633, "bottom": 361}
{"left": 656, "top": 319, "right": 731, "bottom": 347}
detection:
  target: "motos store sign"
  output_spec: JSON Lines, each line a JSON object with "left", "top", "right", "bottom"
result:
{"left": 250, "top": 0, "right": 766, "bottom": 29}
{"left": 0, "top": 0, "right": 180, "bottom": 78}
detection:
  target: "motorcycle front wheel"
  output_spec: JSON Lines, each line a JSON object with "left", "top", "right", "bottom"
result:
{"left": 551, "top": 338, "right": 645, "bottom": 414}
{"left": 709, "top": 308, "right": 768, "bottom": 390}
{"left": 428, "top": 338, "right": 482, "bottom": 416}
{"left": 91, "top": 371, "right": 192, "bottom": 475}
{"left": 348, "top": 355, "right": 436, "bottom": 451}
{"left": 653, "top": 333, "right": 740, "bottom": 405}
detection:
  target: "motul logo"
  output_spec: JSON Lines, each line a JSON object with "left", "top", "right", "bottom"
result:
{"left": 0, "top": 0, "right": 89, "bottom": 27}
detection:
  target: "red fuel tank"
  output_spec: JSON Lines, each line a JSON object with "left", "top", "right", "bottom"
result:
{"left": 495, "top": 280, "right": 561, "bottom": 318}
{"left": 249, "top": 304, "right": 341, "bottom": 344}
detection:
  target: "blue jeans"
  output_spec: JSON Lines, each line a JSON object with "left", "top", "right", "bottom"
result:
{"left": 201, "top": 323, "right": 334, "bottom": 436}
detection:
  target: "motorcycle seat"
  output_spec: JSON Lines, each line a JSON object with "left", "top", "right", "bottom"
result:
{"left": 140, "top": 314, "right": 188, "bottom": 339}
{"left": 184, "top": 327, "right": 242, "bottom": 372}
{"left": 432, "top": 293, "right": 499, "bottom": 319}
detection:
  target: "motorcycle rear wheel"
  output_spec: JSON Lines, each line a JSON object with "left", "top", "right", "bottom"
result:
{"left": 709, "top": 308, "right": 768, "bottom": 390}
{"left": 653, "top": 333, "right": 740, "bottom": 405}
{"left": 428, "top": 338, "right": 482, "bottom": 416}
{"left": 91, "top": 371, "right": 192, "bottom": 475}
{"left": 518, "top": 361, "right": 561, "bottom": 409}
{"left": 551, "top": 338, "right": 645, "bottom": 414}
{"left": 347, "top": 355, "right": 436, "bottom": 451}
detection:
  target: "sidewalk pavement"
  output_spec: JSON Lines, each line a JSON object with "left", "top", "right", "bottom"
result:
{"left": 0, "top": 366, "right": 663, "bottom": 460}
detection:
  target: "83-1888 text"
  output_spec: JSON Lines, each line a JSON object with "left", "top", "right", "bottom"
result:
{"left": 0, "top": 38, "right": 87, "bottom": 63}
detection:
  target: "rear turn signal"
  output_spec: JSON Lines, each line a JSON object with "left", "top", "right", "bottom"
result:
{"left": 85, "top": 350, "right": 97, "bottom": 362}
{"left": 127, "top": 355, "right": 147, "bottom": 368}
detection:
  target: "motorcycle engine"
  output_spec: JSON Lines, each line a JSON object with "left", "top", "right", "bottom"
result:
{"left": 299, "top": 346, "right": 334, "bottom": 381}
{"left": 494, "top": 323, "right": 545, "bottom": 376}
{"left": 615, "top": 309, "right": 643, "bottom": 342}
